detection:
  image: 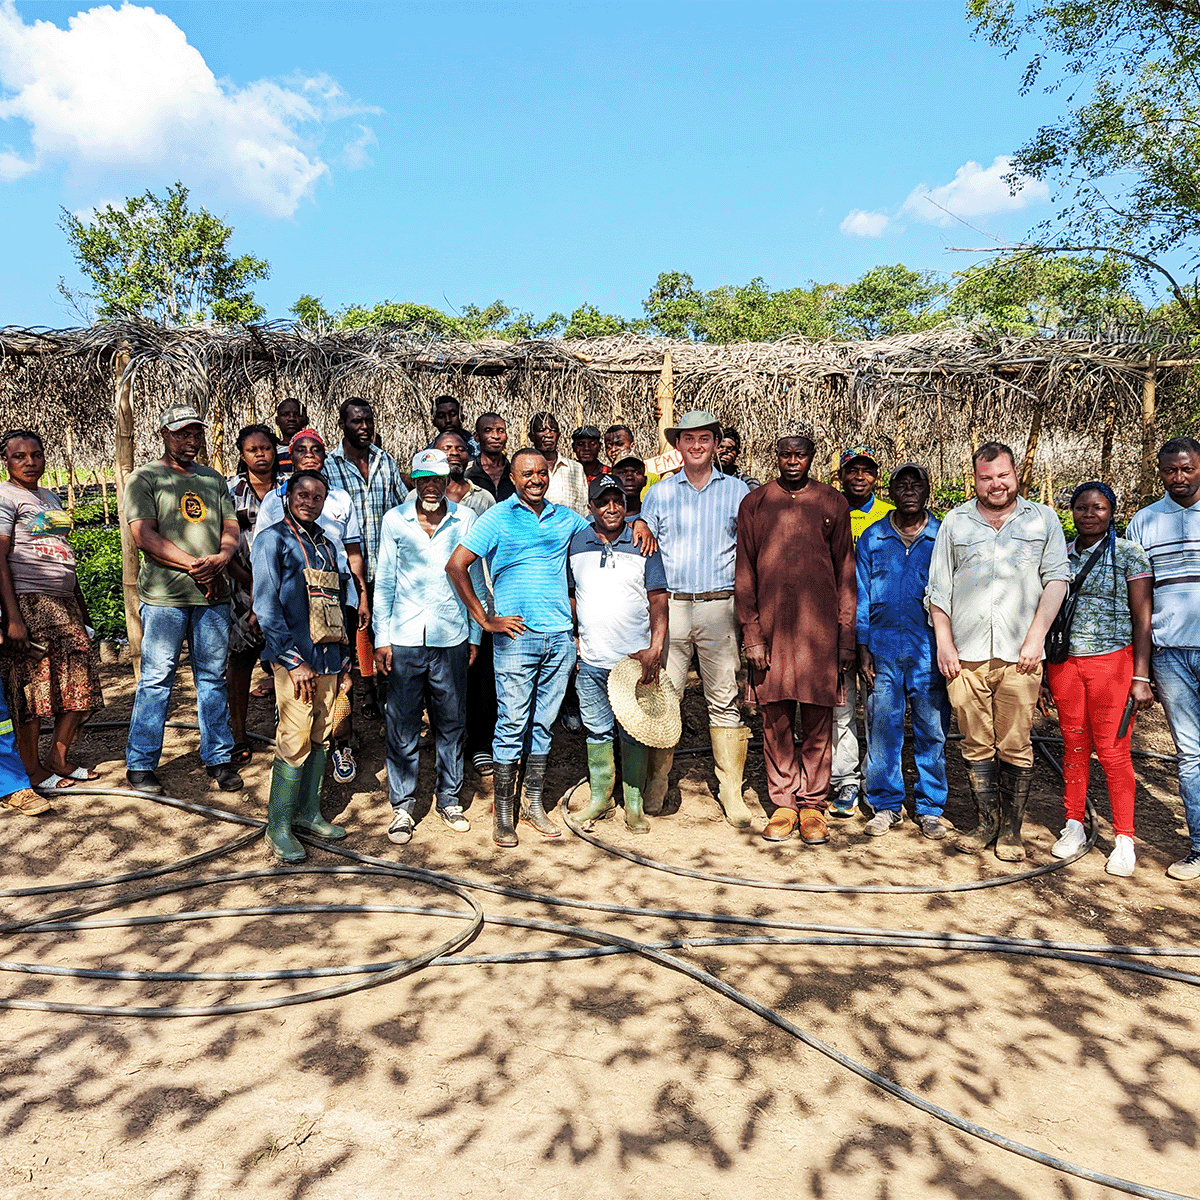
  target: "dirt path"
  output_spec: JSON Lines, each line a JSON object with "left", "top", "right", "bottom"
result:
{"left": 2, "top": 662, "right": 1198, "bottom": 1200}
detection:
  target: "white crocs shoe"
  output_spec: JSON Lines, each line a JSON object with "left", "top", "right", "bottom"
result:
{"left": 1105, "top": 834, "right": 1136, "bottom": 877}
{"left": 1051, "top": 819, "right": 1087, "bottom": 859}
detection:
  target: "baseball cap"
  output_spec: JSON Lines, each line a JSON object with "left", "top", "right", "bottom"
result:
{"left": 891, "top": 461, "right": 929, "bottom": 482}
{"left": 572, "top": 425, "right": 603, "bottom": 441}
{"left": 411, "top": 448, "right": 450, "bottom": 478}
{"left": 612, "top": 454, "right": 645, "bottom": 470}
{"left": 588, "top": 473, "right": 626, "bottom": 503}
{"left": 840, "top": 445, "right": 880, "bottom": 470}
{"left": 160, "top": 403, "right": 207, "bottom": 432}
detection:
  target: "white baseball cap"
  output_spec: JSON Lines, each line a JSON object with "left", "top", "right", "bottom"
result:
{"left": 411, "top": 448, "right": 450, "bottom": 478}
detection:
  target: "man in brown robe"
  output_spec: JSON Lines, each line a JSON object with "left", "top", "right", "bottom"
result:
{"left": 735, "top": 436, "right": 856, "bottom": 844}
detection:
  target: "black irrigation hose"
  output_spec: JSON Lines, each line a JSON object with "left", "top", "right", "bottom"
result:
{"left": 2, "top": 757, "right": 1195, "bottom": 1198}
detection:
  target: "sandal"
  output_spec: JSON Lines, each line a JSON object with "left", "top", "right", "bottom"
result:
{"left": 64, "top": 765, "right": 100, "bottom": 782}
{"left": 34, "top": 772, "right": 75, "bottom": 793}
{"left": 230, "top": 741, "right": 253, "bottom": 765}
{"left": 250, "top": 680, "right": 275, "bottom": 698}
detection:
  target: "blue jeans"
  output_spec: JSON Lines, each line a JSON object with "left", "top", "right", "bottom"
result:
{"left": 576, "top": 661, "right": 622, "bottom": 745}
{"left": 384, "top": 641, "right": 469, "bottom": 814}
{"left": 492, "top": 629, "right": 576, "bottom": 761}
{"left": 865, "top": 655, "right": 950, "bottom": 816}
{"left": 126, "top": 603, "right": 234, "bottom": 771}
{"left": 1152, "top": 647, "right": 1200, "bottom": 850}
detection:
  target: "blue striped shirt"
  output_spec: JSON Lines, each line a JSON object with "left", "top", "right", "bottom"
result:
{"left": 1127, "top": 495, "right": 1200, "bottom": 648}
{"left": 640, "top": 467, "right": 750, "bottom": 593}
{"left": 461, "top": 495, "right": 589, "bottom": 633}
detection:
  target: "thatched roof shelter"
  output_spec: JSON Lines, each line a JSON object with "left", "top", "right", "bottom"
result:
{"left": 1, "top": 320, "right": 1195, "bottom": 505}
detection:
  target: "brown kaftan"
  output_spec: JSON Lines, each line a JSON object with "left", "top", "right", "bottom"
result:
{"left": 734, "top": 478, "right": 855, "bottom": 707}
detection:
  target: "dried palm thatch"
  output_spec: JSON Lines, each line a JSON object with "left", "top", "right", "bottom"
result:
{"left": 1, "top": 319, "right": 1195, "bottom": 506}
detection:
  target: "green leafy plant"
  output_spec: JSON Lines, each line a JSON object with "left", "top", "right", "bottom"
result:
{"left": 70, "top": 527, "right": 125, "bottom": 641}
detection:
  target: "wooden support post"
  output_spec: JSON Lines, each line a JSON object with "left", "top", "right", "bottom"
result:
{"left": 654, "top": 350, "right": 674, "bottom": 456}
{"left": 894, "top": 397, "right": 908, "bottom": 465}
{"left": 1018, "top": 398, "right": 1045, "bottom": 498}
{"left": 63, "top": 424, "right": 77, "bottom": 513}
{"left": 112, "top": 349, "right": 143, "bottom": 672}
{"left": 1099, "top": 386, "right": 1118, "bottom": 484}
{"left": 1134, "top": 355, "right": 1158, "bottom": 516}
{"left": 99, "top": 471, "right": 110, "bottom": 525}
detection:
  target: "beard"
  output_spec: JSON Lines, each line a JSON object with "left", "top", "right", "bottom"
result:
{"left": 448, "top": 465, "right": 466, "bottom": 481}
{"left": 419, "top": 496, "right": 444, "bottom": 514}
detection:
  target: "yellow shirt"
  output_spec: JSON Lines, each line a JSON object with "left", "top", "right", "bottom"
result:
{"left": 849, "top": 494, "right": 894, "bottom": 544}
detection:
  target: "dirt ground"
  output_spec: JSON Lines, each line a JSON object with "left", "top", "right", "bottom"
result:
{"left": 3, "top": 658, "right": 1199, "bottom": 1200}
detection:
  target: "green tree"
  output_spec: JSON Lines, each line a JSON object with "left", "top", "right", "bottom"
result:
{"left": 289, "top": 294, "right": 333, "bottom": 329}
{"left": 560, "top": 303, "right": 647, "bottom": 339}
{"left": 948, "top": 252, "right": 1142, "bottom": 333}
{"left": 969, "top": 0, "right": 1200, "bottom": 322}
{"left": 643, "top": 271, "right": 708, "bottom": 339}
{"left": 337, "top": 300, "right": 461, "bottom": 336}
{"left": 832, "top": 264, "right": 947, "bottom": 338}
{"left": 59, "top": 182, "right": 269, "bottom": 324}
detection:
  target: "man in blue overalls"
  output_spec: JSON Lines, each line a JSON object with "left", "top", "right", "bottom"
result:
{"left": 855, "top": 462, "right": 950, "bottom": 839}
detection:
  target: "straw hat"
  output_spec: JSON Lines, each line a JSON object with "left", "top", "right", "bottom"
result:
{"left": 606, "top": 655, "right": 681, "bottom": 749}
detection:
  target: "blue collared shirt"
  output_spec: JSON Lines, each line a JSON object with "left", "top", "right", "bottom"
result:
{"left": 856, "top": 512, "right": 941, "bottom": 662}
{"left": 324, "top": 443, "right": 409, "bottom": 581}
{"left": 461, "top": 494, "right": 589, "bottom": 633}
{"left": 640, "top": 467, "right": 750, "bottom": 593}
{"left": 373, "top": 496, "right": 486, "bottom": 648}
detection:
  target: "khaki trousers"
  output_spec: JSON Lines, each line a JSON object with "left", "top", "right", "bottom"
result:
{"left": 665, "top": 596, "right": 741, "bottom": 728}
{"left": 272, "top": 664, "right": 338, "bottom": 767}
{"left": 946, "top": 659, "right": 1041, "bottom": 768}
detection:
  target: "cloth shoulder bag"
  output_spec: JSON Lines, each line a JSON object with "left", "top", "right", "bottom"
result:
{"left": 1044, "top": 539, "right": 1107, "bottom": 665}
{"left": 287, "top": 520, "right": 346, "bottom": 646}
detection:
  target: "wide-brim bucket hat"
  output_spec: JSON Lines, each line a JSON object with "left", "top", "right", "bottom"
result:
{"left": 663, "top": 410, "right": 723, "bottom": 447}
{"left": 607, "top": 655, "right": 682, "bottom": 749}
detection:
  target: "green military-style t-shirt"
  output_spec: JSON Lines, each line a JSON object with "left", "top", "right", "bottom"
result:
{"left": 124, "top": 461, "right": 235, "bottom": 607}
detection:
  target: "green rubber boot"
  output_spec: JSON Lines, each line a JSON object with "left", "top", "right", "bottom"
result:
{"left": 576, "top": 740, "right": 617, "bottom": 829}
{"left": 266, "top": 758, "right": 306, "bottom": 863}
{"left": 619, "top": 738, "right": 650, "bottom": 835}
{"left": 292, "top": 747, "right": 347, "bottom": 840}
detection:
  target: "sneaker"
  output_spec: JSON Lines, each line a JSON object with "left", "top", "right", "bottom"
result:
{"left": 1051, "top": 819, "right": 1087, "bottom": 859}
{"left": 387, "top": 811, "right": 415, "bottom": 845}
{"left": 560, "top": 708, "right": 583, "bottom": 733}
{"left": 830, "top": 784, "right": 860, "bottom": 818}
{"left": 1167, "top": 849, "right": 1200, "bottom": 881}
{"left": 1106, "top": 834, "right": 1136, "bottom": 877}
{"left": 864, "top": 809, "right": 903, "bottom": 837}
{"left": 472, "top": 751, "right": 494, "bottom": 778}
{"left": 917, "top": 814, "right": 947, "bottom": 840}
{"left": 3, "top": 788, "right": 51, "bottom": 815}
{"left": 126, "top": 769, "right": 164, "bottom": 795}
{"left": 206, "top": 763, "right": 244, "bottom": 792}
{"left": 331, "top": 745, "right": 357, "bottom": 784}
{"left": 438, "top": 805, "right": 471, "bottom": 833}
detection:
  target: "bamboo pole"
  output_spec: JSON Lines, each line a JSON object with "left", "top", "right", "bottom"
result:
{"left": 112, "top": 349, "right": 143, "bottom": 672}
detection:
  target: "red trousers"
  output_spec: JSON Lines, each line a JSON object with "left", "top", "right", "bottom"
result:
{"left": 1045, "top": 644, "right": 1136, "bottom": 837}
{"left": 760, "top": 701, "right": 832, "bottom": 811}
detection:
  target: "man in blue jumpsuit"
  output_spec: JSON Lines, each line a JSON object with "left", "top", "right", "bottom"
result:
{"left": 855, "top": 462, "right": 950, "bottom": 839}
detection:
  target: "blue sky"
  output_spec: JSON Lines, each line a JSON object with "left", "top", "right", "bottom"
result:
{"left": 0, "top": 0, "right": 1069, "bottom": 327}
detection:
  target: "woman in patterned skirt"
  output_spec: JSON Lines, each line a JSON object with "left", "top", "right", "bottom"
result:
{"left": 0, "top": 429, "right": 104, "bottom": 793}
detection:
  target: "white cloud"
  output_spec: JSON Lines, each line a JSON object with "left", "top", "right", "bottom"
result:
{"left": 840, "top": 208, "right": 891, "bottom": 238}
{"left": 0, "top": 0, "right": 378, "bottom": 216}
{"left": 900, "top": 155, "right": 1049, "bottom": 226}
{"left": 342, "top": 124, "right": 377, "bottom": 170}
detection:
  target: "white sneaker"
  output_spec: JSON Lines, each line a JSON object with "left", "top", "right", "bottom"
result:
{"left": 438, "top": 804, "right": 471, "bottom": 833}
{"left": 1051, "top": 819, "right": 1087, "bottom": 859}
{"left": 1105, "top": 835, "right": 1136, "bottom": 877}
{"left": 387, "top": 811, "right": 415, "bottom": 845}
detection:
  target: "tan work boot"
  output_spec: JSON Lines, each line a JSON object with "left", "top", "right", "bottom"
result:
{"left": 642, "top": 746, "right": 675, "bottom": 815}
{"left": 710, "top": 725, "right": 752, "bottom": 829}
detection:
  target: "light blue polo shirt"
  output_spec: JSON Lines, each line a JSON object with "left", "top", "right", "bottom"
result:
{"left": 462, "top": 494, "right": 589, "bottom": 633}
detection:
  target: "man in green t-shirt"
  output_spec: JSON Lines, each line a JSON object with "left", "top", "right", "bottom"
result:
{"left": 124, "top": 404, "right": 243, "bottom": 794}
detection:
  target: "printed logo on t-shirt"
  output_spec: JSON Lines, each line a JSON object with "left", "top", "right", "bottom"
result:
{"left": 180, "top": 491, "right": 208, "bottom": 524}
{"left": 23, "top": 510, "right": 74, "bottom": 564}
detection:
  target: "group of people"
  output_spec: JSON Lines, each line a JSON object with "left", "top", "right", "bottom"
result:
{"left": 3, "top": 391, "right": 1199, "bottom": 885}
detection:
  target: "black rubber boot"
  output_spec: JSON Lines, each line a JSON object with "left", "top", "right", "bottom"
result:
{"left": 951, "top": 759, "right": 1002, "bottom": 854}
{"left": 995, "top": 760, "right": 1034, "bottom": 862}
{"left": 520, "top": 752, "right": 561, "bottom": 838}
{"left": 492, "top": 761, "right": 519, "bottom": 847}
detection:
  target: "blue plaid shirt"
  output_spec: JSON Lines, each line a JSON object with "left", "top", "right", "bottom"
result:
{"left": 324, "top": 443, "right": 409, "bottom": 581}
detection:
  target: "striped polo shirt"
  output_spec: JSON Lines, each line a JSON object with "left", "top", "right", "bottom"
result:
{"left": 1127, "top": 494, "right": 1200, "bottom": 648}
{"left": 640, "top": 467, "right": 750, "bottom": 593}
{"left": 461, "top": 494, "right": 589, "bottom": 633}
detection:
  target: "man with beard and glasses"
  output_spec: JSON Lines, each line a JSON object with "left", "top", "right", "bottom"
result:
{"left": 447, "top": 449, "right": 657, "bottom": 847}
{"left": 736, "top": 435, "right": 855, "bottom": 846}
{"left": 373, "top": 450, "right": 487, "bottom": 845}
{"left": 466, "top": 413, "right": 515, "bottom": 501}
{"left": 927, "top": 441, "right": 1069, "bottom": 862}
{"left": 435, "top": 430, "right": 497, "bottom": 775}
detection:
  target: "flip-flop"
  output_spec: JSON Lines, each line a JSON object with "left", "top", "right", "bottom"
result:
{"left": 64, "top": 766, "right": 100, "bottom": 781}
{"left": 35, "top": 773, "right": 74, "bottom": 793}
{"left": 230, "top": 741, "right": 253, "bottom": 765}
{"left": 250, "top": 681, "right": 275, "bottom": 698}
